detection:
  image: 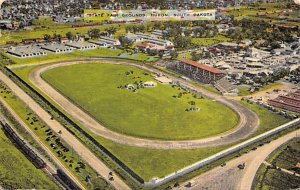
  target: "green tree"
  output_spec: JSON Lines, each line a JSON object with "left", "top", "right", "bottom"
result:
{"left": 170, "top": 51, "right": 178, "bottom": 59}
{"left": 105, "top": 26, "right": 117, "bottom": 36}
{"left": 119, "top": 36, "right": 134, "bottom": 50}
{"left": 66, "top": 32, "right": 74, "bottom": 41}
{"left": 88, "top": 29, "right": 101, "bottom": 39}
{"left": 43, "top": 34, "right": 51, "bottom": 43}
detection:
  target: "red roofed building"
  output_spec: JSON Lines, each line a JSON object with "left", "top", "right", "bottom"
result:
{"left": 174, "top": 59, "right": 226, "bottom": 84}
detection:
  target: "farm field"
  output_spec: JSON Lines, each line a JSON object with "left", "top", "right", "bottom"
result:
{"left": 41, "top": 63, "right": 239, "bottom": 140}
{"left": 0, "top": 125, "right": 59, "bottom": 189}
{"left": 11, "top": 64, "right": 292, "bottom": 182}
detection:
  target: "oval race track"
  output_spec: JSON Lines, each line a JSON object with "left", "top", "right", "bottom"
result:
{"left": 21, "top": 58, "right": 260, "bottom": 150}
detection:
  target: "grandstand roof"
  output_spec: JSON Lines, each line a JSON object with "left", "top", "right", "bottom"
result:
{"left": 180, "top": 59, "right": 224, "bottom": 74}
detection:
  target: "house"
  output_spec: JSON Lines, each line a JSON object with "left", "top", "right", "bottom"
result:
{"left": 151, "top": 30, "right": 167, "bottom": 38}
{"left": 135, "top": 33, "right": 174, "bottom": 48}
{"left": 66, "top": 41, "right": 97, "bottom": 50}
{"left": 125, "top": 33, "right": 144, "bottom": 43}
{"left": 125, "top": 33, "right": 174, "bottom": 49}
{"left": 90, "top": 36, "right": 121, "bottom": 48}
{"left": 7, "top": 45, "right": 47, "bottom": 58}
{"left": 216, "top": 24, "right": 230, "bottom": 32}
{"left": 41, "top": 43, "right": 74, "bottom": 54}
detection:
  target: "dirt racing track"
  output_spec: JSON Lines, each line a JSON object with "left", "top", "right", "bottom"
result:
{"left": 23, "top": 58, "right": 260, "bottom": 150}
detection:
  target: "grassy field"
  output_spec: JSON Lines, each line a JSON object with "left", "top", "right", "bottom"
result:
{"left": 0, "top": 81, "right": 113, "bottom": 190}
{"left": 42, "top": 63, "right": 239, "bottom": 140}
{"left": 224, "top": 3, "right": 286, "bottom": 20}
{"left": 254, "top": 164, "right": 300, "bottom": 190}
{"left": 0, "top": 20, "right": 129, "bottom": 46}
{"left": 64, "top": 99, "right": 291, "bottom": 181}
{"left": 238, "top": 83, "right": 282, "bottom": 97}
{"left": 268, "top": 139, "right": 300, "bottom": 172}
{"left": 254, "top": 139, "right": 300, "bottom": 190}
{"left": 241, "top": 101, "right": 291, "bottom": 135}
{"left": 0, "top": 124, "right": 59, "bottom": 189}
{"left": 10, "top": 64, "right": 293, "bottom": 182}
{"left": 191, "top": 35, "right": 231, "bottom": 47}
{"left": 4, "top": 48, "right": 159, "bottom": 66}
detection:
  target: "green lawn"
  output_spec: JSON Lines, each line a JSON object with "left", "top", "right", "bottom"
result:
{"left": 0, "top": 22, "right": 129, "bottom": 46}
{"left": 238, "top": 83, "right": 282, "bottom": 97}
{"left": 0, "top": 81, "right": 112, "bottom": 190}
{"left": 241, "top": 101, "right": 291, "bottom": 135}
{"left": 97, "top": 135, "right": 226, "bottom": 181}
{"left": 5, "top": 48, "right": 158, "bottom": 66}
{"left": 42, "top": 63, "right": 239, "bottom": 140}
{"left": 0, "top": 126, "right": 59, "bottom": 189}
{"left": 191, "top": 35, "right": 231, "bottom": 47}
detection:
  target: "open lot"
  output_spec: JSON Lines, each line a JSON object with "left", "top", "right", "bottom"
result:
{"left": 41, "top": 63, "right": 239, "bottom": 140}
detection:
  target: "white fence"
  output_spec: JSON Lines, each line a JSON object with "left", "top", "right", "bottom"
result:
{"left": 145, "top": 118, "right": 300, "bottom": 186}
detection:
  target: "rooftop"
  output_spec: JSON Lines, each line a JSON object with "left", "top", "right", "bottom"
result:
{"left": 66, "top": 41, "right": 96, "bottom": 48}
{"left": 42, "top": 43, "right": 73, "bottom": 51}
{"left": 7, "top": 45, "right": 46, "bottom": 55}
{"left": 180, "top": 59, "right": 224, "bottom": 74}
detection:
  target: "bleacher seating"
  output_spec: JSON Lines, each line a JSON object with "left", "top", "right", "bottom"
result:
{"left": 168, "top": 59, "right": 225, "bottom": 84}
{"left": 268, "top": 90, "right": 300, "bottom": 113}
{"left": 214, "top": 77, "right": 238, "bottom": 95}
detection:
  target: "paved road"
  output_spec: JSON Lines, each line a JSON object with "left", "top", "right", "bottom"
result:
{"left": 176, "top": 128, "right": 300, "bottom": 190}
{"left": 25, "top": 58, "right": 259, "bottom": 149}
{"left": 0, "top": 71, "right": 130, "bottom": 190}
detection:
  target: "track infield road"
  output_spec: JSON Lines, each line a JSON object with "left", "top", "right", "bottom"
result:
{"left": 0, "top": 71, "right": 130, "bottom": 190}
{"left": 26, "top": 59, "right": 259, "bottom": 150}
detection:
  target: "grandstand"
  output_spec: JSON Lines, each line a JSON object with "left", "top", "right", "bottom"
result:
{"left": 170, "top": 59, "right": 226, "bottom": 84}
{"left": 214, "top": 77, "right": 238, "bottom": 96}
{"left": 268, "top": 90, "right": 300, "bottom": 113}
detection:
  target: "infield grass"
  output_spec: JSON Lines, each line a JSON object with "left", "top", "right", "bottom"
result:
{"left": 41, "top": 63, "right": 239, "bottom": 140}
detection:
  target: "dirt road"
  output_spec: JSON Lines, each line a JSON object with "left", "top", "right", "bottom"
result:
{"left": 25, "top": 58, "right": 259, "bottom": 149}
{"left": 0, "top": 98, "right": 84, "bottom": 189}
{"left": 176, "top": 128, "right": 300, "bottom": 190}
{"left": 0, "top": 71, "right": 130, "bottom": 190}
